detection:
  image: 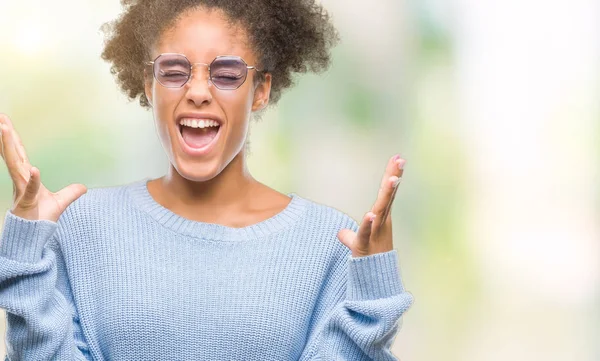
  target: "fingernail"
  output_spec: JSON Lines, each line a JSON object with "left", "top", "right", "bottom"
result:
{"left": 369, "top": 213, "right": 376, "bottom": 222}
{"left": 392, "top": 154, "right": 401, "bottom": 162}
{"left": 397, "top": 159, "right": 406, "bottom": 170}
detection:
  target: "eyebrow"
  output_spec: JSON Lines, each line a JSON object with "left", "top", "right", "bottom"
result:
{"left": 160, "top": 58, "right": 189, "bottom": 67}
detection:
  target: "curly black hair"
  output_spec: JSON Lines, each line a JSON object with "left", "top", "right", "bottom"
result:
{"left": 100, "top": 0, "right": 340, "bottom": 110}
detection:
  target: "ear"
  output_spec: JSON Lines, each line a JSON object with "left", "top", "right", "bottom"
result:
{"left": 251, "top": 73, "right": 271, "bottom": 112}
{"left": 144, "top": 68, "right": 154, "bottom": 107}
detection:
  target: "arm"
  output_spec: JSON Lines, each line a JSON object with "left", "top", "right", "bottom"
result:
{"left": 300, "top": 154, "right": 413, "bottom": 360}
{"left": 0, "top": 210, "right": 93, "bottom": 361}
{"left": 299, "top": 223, "right": 413, "bottom": 361}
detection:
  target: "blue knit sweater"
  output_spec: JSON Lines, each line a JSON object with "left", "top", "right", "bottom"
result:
{"left": 0, "top": 178, "right": 413, "bottom": 360}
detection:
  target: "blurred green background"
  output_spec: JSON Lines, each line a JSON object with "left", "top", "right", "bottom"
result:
{"left": 1, "top": 0, "right": 598, "bottom": 360}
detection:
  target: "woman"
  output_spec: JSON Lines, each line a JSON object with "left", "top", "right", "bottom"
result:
{"left": 0, "top": 0, "right": 412, "bottom": 360}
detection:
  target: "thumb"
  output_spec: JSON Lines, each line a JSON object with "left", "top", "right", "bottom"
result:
{"left": 55, "top": 183, "right": 88, "bottom": 209}
{"left": 337, "top": 228, "right": 356, "bottom": 250}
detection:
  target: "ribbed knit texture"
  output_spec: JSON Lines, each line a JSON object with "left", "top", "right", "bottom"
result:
{"left": 0, "top": 178, "right": 413, "bottom": 361}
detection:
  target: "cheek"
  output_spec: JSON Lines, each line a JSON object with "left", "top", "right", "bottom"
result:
{"left": 217, "top": 88, "right": 254, "bottom": 120}
{"left": 152, "top": 88, "right": 182, "bottom": 143}
{"left": 153, "top": 84, "right": 182, "bottom": 111}
{"left": 153, "top": 88, "right": 181, "bottom": 124}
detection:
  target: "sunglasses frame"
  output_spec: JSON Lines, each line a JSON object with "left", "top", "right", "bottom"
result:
{"left": 145, "top": 53, "right": 264, "bottom": 90}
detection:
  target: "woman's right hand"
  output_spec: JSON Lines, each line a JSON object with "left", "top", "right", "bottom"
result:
{"left": 0, "top": 114, "right": 87, "bottom": 222}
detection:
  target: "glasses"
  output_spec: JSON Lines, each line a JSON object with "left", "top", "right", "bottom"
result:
{"left": 145, "top": 53, "right": 263, "bottom": 90}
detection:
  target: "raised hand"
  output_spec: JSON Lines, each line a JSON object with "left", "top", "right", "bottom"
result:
{"left": 337, "top": 154, "right": 405, "bottom": 258}
{"left": 0, "top": 114, "right": 87, "bottom": 222}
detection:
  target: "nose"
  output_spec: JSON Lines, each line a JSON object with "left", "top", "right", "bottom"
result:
{"left": 184, "top": 66, "right": 213, "bottom": 106}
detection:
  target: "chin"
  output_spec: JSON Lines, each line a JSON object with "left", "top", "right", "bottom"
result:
{"left": 172, "top": 158, "right": 224, "bottom": 183}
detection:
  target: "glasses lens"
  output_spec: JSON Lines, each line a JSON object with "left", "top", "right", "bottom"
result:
{"left": 210, "top": 57, "right": 248, "bottom": 89}
{"left": 154, "top": 54, "right": 190, "bottom": 88}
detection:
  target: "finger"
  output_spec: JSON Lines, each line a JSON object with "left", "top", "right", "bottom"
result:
{"left": 356, "top": 211, "right": 375, "bottom": 246}
{"left": 380, "top": 175, "right": 402, "bottom": 225}
{"left": 0, "top": 114, "right": 29, "bottom": 164}
{"left": 54, "top": 183, "right": 88, "bottom": 210}
{"left": 19, "top": 167, "right": 41, "bottom": 207}
{"left": 0, "top": 115, "right": 30, "bottom": 169}
{"left": 337, "top": 228, "right": 355, "bottom": 250}
{"left": 372, "top": 155, "right": 405, "bottom": 221}
{"left": 0, "top": 124, "right": 29, "bottom": 187}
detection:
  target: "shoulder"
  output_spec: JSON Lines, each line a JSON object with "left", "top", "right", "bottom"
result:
{"left": 55, "top": 180, "right": 141, "bottom": 236}
{"left": 66, "top": 181, "right": 136, "bottom": 214}
{"left": 293, "top": 193, "right": 360, "bottom": 238}
{"left": 291, "top": 194, "right": 359, "bottom": 264}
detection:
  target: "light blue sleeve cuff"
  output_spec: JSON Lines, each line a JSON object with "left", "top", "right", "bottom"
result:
{"left": 346, "top": 249, "right": 405, "bottom": 301}
{"left": 0, "top": 210, "right": 58, "bottom": 263}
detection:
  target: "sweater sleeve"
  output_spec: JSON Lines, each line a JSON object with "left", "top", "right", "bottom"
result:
{"left": 298, "top": 221, "right": 414, "bottom": 361}
{"left": 0, "top": 210, "right": 93, "bottom": 361}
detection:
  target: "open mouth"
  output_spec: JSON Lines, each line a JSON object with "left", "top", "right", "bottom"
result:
{"left": 178, "top": 119, "right": 221, "bottom": 150}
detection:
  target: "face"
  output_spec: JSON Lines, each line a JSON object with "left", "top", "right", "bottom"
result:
{"left": 144, "top": 7, "right": 271, "bottom": 182}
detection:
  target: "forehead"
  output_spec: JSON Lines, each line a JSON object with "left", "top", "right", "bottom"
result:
{"left": 152, "top": 7, "right": 253, "bottom": 62}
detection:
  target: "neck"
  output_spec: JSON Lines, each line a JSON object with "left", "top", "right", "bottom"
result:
{"left": 159, "top": 149, "right": 260, "bottom": 215}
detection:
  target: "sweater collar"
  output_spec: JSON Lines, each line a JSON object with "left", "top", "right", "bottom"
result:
{"left": 126, "top": 178, "right": 308, "bottom": 241}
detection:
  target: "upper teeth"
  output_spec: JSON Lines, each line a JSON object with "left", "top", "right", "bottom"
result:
{"left": 179, "top": 118, "right": 220, "bottom": 129}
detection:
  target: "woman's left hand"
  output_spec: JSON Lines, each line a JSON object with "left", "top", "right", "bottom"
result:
{"left": 337, "top": 154, "right": 406, "bottom": 258}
